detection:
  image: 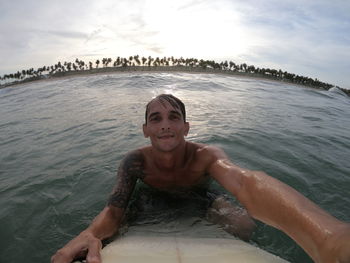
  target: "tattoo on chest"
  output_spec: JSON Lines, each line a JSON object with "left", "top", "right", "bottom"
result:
{"left": 108, "top": 151, "right": 145, "bottom": 208}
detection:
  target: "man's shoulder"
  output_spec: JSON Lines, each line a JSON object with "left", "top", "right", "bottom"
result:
{"left": 124, "top": 148, "right": 145, "bottom": 158}
{"left": 191, "top": 142, "right": 226, "bottom": 156}
{"left": 128, "top": 146, "right": 153, "bottom": 164}
{"left": 136, "top": 145, "right": 152, "bottom": 156}
{"left": 188, "top": 142, "right": 229, "bottom": 166}
{"left": 121, "top": 149, "right": 145, "bottom": 167}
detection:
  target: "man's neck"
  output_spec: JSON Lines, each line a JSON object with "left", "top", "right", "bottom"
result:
{"left": 152, "top": 141, "right": 188, "bottom": 170}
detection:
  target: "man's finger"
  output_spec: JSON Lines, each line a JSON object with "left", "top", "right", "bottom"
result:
{"left": 86, "top": 238, "right": 102, "bottom": 263}
{"left": 51, "top": 248, "right": 74, "bottom": 263}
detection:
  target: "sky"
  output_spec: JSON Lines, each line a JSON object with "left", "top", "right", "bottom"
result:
{"left": 0, "top": 0, "right": 349, "bottom": 89}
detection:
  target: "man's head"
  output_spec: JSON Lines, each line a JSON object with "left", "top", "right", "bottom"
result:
{"left": 145, "top": 94, "right": 186, "bottom": 124}
{"left": 143, "top": 94, "right": 189, "bottom": 152}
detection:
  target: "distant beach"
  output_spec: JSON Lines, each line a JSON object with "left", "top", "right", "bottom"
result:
{"left": 1, "top": 56, "right": 349, "bottom": 96}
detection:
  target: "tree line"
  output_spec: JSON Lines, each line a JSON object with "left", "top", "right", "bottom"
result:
{"left": 1, "top": 55, "right": 348, "bottom": 95}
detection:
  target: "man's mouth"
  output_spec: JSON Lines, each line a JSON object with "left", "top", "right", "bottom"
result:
{"left": 157, "top": 133, "right": 175, "bottom": 139}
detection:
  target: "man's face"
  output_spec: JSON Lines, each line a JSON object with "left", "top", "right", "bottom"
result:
{"left": 143, "top": 99, "right": 189, "bottom": 152}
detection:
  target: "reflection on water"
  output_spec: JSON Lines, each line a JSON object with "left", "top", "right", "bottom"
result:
{"left": 0, "top": 72, "right": 349, "bottom": 263}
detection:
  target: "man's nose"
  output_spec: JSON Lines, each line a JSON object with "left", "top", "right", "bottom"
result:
{"left": 160, "top": 119, "right": 170, "bottom": 131}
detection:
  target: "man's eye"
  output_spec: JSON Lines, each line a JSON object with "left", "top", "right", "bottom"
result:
{"left": 150, "top": 116, "right": 161, "bottom": 122}
{"left": 170, "top": 115, "right": 180, "bottom": 120}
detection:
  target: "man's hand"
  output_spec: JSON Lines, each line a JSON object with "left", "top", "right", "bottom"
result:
{"left": 51, "top": 231, "right": 102, "bottom": 263}
{"left": 207, "top": 196, "right": 256, "bottom": 241}
{"left": 319, "top": 223, "right": 350, "bottom": 263}
{"left": 52, "top": 150, "right": 138, "bottom": 263}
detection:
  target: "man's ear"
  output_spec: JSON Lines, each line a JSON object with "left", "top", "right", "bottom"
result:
{"left": 184, "top": 122, "right": 190, "bottom": 136}
{"left": 143, "top": 124, "right": 149, "bottom": 138}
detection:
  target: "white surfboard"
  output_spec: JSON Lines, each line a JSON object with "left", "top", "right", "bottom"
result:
{"left": 100, "top": 221, "right": 289, "bottom": 263}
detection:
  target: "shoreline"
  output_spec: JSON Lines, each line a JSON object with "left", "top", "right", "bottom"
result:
{"left": 1, "top": 65, "right": 349, "bottom": 96}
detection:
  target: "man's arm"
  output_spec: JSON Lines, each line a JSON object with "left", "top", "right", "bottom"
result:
{"left": 206, "top": 146, "right": 350, "bottom": 263}
{"left": 51, "top": 150, "right": 144, "bottom": 263}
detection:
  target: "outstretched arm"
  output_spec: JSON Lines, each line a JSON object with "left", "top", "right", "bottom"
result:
{"left": 207, "top": 147, "right": 350, "bottom": 263}
{"left": 51, "top": 150, "right": 144, "bottom": 263}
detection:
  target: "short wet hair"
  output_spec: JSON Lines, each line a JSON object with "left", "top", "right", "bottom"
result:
{"left": 145, "top": 94, "right": 186, "bottom": 123}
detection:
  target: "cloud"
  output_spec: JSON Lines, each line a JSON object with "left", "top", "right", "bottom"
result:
{"left": 45, "top": 30, "right": 88, "bottom": 40}
{"left": 177, "top": 0, "right": 209, "bottom": 11}
{"left": 223, "top": 0, "right": 350, "bottom": 87}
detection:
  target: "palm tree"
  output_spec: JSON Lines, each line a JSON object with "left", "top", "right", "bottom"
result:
{"left": 106, "top": 58, "right": 112, "bottom": 67}
{"left": 129, "top": 56, "right": 134, "bottom": 66}
{"left": 21, "top": 70, "right": 26, "bottom": 79}
{"left": 142, "top": 57, "right": 147, "bottom": 66}
{"left": 148, "top": 56, "right": 153, "bottom": 67}
{"left": 122, "top": 58, "right": 128, "bottom": 67}
{"left": 116, "top": 57, "right": 121, "bottom": 66}
{"left": 134, "top": 55, "right": 141, "bottom": 66}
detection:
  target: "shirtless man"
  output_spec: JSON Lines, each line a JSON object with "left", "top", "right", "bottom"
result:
{"left": 52, "top": 94, "right": 350, "bottom": 263}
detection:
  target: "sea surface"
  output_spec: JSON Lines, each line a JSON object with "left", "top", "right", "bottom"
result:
{"left": 0, "top": 72, "right": 349, "bottom": 263}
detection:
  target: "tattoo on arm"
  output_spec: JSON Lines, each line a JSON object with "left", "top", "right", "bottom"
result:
{"left": 108, "top": 150, "right": 145, "bottom": 208}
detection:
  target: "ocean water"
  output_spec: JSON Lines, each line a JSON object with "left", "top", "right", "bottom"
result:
{"left": 0, "top": 72, "right": 349, "bottom": 263}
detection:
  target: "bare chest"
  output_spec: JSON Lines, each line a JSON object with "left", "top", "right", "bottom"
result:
{"left": 141, "top": 166, "right": 210, "bottom": 190}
